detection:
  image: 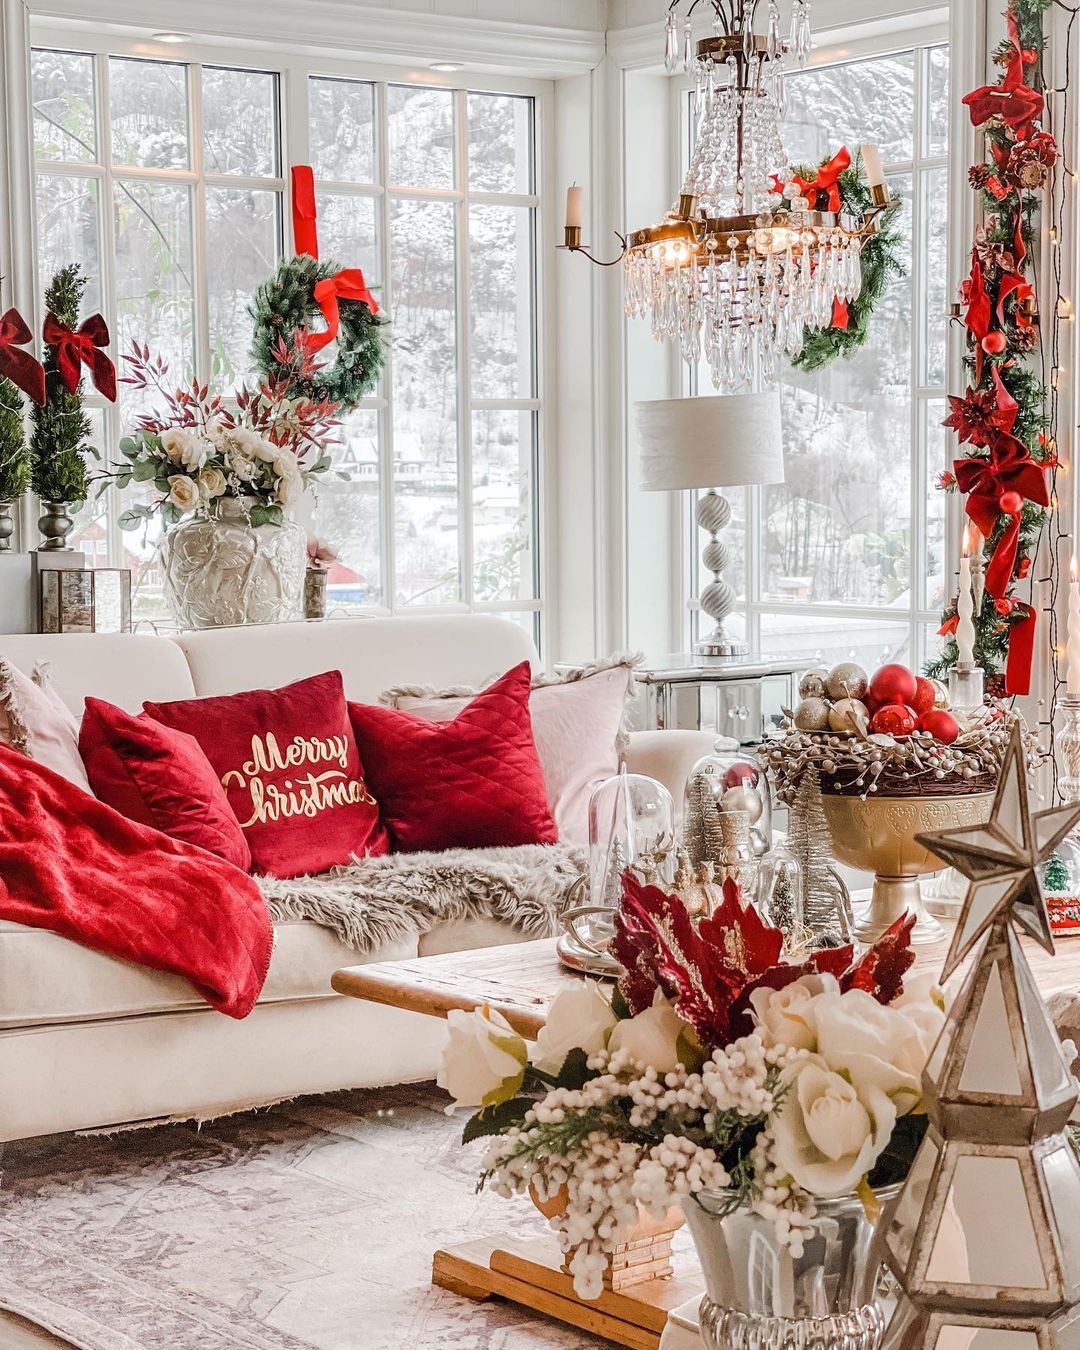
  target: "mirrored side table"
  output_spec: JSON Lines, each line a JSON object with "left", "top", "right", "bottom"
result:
{"left": 634, "top": 654, "right": 803, "bottom": 746}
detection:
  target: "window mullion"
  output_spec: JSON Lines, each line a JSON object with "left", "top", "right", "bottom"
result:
{"left": 95, "top": 52, "right": 125, "bottom": 573}
{"left": 190, "top": 62, "right": 211, "bottom": 388}
{"left": 455, "top": 86, "right": 473, "bottom": 610}
{"left": 374, "top": 80, "right": 396, "bottom": 615}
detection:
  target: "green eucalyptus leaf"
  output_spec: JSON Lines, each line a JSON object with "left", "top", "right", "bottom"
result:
{"left": 460, "top": 1095, "right": 534, "bottom": 1145}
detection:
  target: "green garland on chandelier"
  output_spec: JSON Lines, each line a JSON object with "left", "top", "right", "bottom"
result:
{"left": 785, "top": 158, "right": 906, "bottom": 374}
{"left": 250, "top": 254, "right": 387, "bottom": 410}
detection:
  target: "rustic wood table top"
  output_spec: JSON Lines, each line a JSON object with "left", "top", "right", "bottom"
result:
{"left": 331, "top": 926, "right": 1080, "bottom": 1038}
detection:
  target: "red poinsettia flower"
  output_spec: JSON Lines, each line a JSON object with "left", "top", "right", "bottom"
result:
{"left": 943, "top": 389, "right": 1002, "bottom": 447}
{"left": 613, "top": 873, "right": 915, "bottom": 1050}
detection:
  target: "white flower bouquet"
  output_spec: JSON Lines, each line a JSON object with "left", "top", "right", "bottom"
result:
{"left": 97, "top": 340, "right": 342, "bottom": 531}
{"left": 439, "top": 875, "right": 943, "bottom": 1300}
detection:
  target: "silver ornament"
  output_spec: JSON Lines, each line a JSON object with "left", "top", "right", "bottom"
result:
{"left": 799, "top": 667, "right": 829, "bottom": 699}
{"left": 825, "top": 661, "right": 869, "bottom": 702}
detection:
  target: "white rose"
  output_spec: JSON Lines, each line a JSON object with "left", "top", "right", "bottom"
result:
{"left": 167, "top": 474, "right": 200, "bottom": 514}
{"left": 275, "top": 460, "right": 305, "bottom": 508}
{"left": 750, "top": 974, "right": 838, "bottom": 1052}
{"left": 771, "top": 1054, "right": 897, "bottom": 1198}
{"left": 811, "top": 988, "right": 940, "bottom": 1116}
{"left": 229, "top": 447, "right": 258, "bottom": 482}
{"left": 531, "top": 981, "right": 617, "bottom": 1077}
{"left": 160, "top": 427, "right": 208, "bottom": 471}
{"left": 436, "top": 1005, "right": 526, "bottom": 1112}
{"left": 252, "top": 434, "right": 280, "bottom": 462}
{"left": 607, "top": 992, "right": 688, "bottom": 1074}
{"left": 198, "top": 466, "right": 227, "bottom": 501}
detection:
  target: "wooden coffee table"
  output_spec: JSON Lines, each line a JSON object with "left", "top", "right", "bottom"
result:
{"left": 332, "top": 939, "right": 704, "bottom": 1349}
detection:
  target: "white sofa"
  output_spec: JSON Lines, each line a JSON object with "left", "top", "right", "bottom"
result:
{"left": 0, "top": 615, "right": 713, "bottom": 1143}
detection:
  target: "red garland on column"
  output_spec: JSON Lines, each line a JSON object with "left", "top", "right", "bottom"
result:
{"left": 929, "top": 0, "right": 1055, "bottom": 697}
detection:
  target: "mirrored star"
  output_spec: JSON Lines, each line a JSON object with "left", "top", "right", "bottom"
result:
{"left": 915, "top": 720, "right": 1080, "bottom": 981}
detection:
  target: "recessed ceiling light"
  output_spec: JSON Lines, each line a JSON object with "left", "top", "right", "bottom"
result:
{"left": 152, "top": 31, "right": 191, "bottom": 44}
{"left": 429, "top": 61, "right": 463, "bottom": 73}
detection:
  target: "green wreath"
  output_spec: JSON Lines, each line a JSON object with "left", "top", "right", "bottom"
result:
{"left": 786, "top": 161, "right": 905, "bottom": 374}
{"left": 250, "top": 254, "right": 387, "bottom": 409}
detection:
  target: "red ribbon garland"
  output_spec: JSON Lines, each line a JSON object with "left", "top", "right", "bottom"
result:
{"left": 0, "top": 308, "right": 45, "bottom": 406}
{"left": 963, "top": 13, "right": 1043, "bottom": 140}
{"left": 41, "top": 312, "right": 117, "bottom": 402}
{"left": 290, "top": 165, "right": 379, "bottom": 352}
{"left": 790, "top": 147, "right": 851, "bottom": 213}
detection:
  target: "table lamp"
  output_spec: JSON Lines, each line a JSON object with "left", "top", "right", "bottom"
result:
{"left": 636, "top": 392, "right": 785, "bottom": 656}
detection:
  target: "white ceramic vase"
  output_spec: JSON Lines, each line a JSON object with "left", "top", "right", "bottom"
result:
{"left": 160, "top": 498, "right": 306, "bottom": 630}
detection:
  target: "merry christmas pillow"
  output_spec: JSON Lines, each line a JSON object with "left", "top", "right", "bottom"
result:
{"left": 144, "top": 670, "right": 388, "bottom": 879}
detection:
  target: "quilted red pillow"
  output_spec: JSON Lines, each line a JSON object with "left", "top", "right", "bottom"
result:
{"left": 144, "top": 670, "right": 388, "bottom": 879}
{"left": 80, "top": 697, "right": 251, "bottom": 872}
{"left": 347, "top": 661, "right": 558, "bottom": 853}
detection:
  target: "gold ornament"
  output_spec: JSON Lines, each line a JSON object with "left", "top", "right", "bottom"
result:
{"left": 794, "top": 696, "right": 831, "bottom": 732}
{"left": 799, "top": 668, "right": 829, "bottom": 700}
{"left": 827, "top": 697, "right": 869, "bottom": 736}
{"left": 825, "top": 661, "right": 869, "bottom": 702}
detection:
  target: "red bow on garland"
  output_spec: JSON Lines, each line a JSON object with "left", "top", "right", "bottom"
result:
{"left": 290, "top": 165, "right": 379, "bottom": 353}
{"left": 42, "top": 312, "right": 117, "bottom": 402}
{"left": 0, "top": 308, "right": 45, "bottom": 405}
{"left": 788, "top": 147, "right": 851, "bottom": 213}
{"left": 963, "top": 13, "right": 1043, "bottom": 140}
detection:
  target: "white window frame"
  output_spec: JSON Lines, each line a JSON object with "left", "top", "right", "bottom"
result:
{"left": 29, "top": 22, "right": 556, "bottom": 650}
{"left": 671, "top": 23, "right": 950, "bottom": 669}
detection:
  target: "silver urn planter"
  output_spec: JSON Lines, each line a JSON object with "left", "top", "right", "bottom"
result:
{"left": 37, "top": 499, "right": 75, "bottom": 551}
{"left": 160, "top": 498, "right": 306, "bottom": 630}
{"left": 685, "top": 1186, "right": 897, "bottom": 1350}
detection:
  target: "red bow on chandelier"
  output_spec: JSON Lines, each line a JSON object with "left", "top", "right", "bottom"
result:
{"left": 290, "top": 165, "right": 379, "bottom": 353}
{"left": 963, "top": 13, "right": 1043, "bottom": 140}
{"left": 0, "top": 308, "right": 45, "bottom": 405}
{"left": 42, "top": 312, "right": 117, "bottom": 402}
{"left": 790, "top": 147, "right": 851, "bottom": 213}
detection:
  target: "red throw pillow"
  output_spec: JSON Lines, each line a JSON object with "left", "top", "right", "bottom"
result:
{"left": 80, "top": 698, "right": 251, "bottom": 872}
{"left": 144, "top": 670, "right": 388, "bottom": 879}
{"left": 347, "top": 661, "right": 558, "bottom": 853}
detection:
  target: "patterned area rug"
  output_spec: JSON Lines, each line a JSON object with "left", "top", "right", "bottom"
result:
{"left": 0, "top": 1084, "right": 614, "bottom": 1350}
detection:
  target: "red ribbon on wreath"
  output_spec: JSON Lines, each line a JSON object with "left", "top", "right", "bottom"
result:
{"left": 0, "top": 308, "right": 45, "bottom": 405}
{"left": 290, "top": 165, "right": 379, "bottom": 353}
{"left": 42, "top": 312, "right": 116, "bottom": 402}
{"left": 789, "top": 147, "right": 851, "bottom": 213}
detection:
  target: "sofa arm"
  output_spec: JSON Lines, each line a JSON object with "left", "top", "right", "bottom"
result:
{"left": 624, "top": 730, "right": 718, "bottom": 822}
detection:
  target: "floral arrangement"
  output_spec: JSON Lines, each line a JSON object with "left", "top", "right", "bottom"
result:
{"left": 928, "top": 0, "right": 1054, "bottom": 696}
{"left": 440, "top": 876, "right": 941, "bottom": 1300}
{"left": 97, "top": 336, "right": 342, "bottom": 531}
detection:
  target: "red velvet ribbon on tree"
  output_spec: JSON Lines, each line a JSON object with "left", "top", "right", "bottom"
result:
{"left": 42, "top": 312, "right": 117, "bottom": 402}
{"left": 963, "top": 12, "right": 1043, "bottom": 140}
{"left": 789, "top": 147, "right": 851, "bottom": 212}
{"left": 0, "top": 308, "right": 46, "bottom": 405}
{"left": 290, "top": 165, "right": 379, "bottom": 353}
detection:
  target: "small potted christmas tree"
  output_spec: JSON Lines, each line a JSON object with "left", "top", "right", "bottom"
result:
{"left": 0, "top": 377, "right": 31, "bottom": 551}
{"left": 30, "top": 265, "right": 114, "bottom": 550}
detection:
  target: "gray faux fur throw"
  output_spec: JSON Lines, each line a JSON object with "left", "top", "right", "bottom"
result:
{"left": 258, "top": 843, "right": 586, "bottom": 952}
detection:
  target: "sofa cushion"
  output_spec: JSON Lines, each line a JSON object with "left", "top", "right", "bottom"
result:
{"left": 80, "top": 698, "right": 251, "bottom": 871}
{"left": 144, "top": 670, "right": 388, "bottom": 879}
{"left": 0, "top": 918, "right": 418, "bottom": 1029}
{"left": 348, "top": 662, "right": 559, "bottom": 852}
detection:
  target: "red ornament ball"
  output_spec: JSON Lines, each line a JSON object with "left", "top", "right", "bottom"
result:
{"left": 910, "top": 676, "right": 937, "bottom": 718}
{"left": 981, "top": 331, "right": 1008, "bottom": 355}
{"left": 919, "top": 709, "right": 960, "bottom": 744}
{"left": 723, "top": 762, "right": 758, "bottom": 789}
{"left": 869, "top": 663, "right": 918, "bottom": 709}
{"left": 870, "top": 704, "right": 919, "bottom": 737}
{"left": 998, "top": 490, "right": 1023, "bottom": 515}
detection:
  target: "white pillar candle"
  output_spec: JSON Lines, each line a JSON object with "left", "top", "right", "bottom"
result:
{"left": 861, "top": 143, "right": 885, "bottom": 189}
{"left": 1068, "top": 559, "right": 1080, "bottom": 698}
{"left": 565, "top": 184, "right": 583, "bottom": 230}
{"left": 957, "top": 526, "right": 976, "bottom": 666}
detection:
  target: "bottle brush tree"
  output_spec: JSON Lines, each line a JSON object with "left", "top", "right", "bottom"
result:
{"left": 30, "top": 265, "right": 94, "bottom": 505}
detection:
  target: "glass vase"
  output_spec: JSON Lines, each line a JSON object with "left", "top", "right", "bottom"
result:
{"left": 685, "top": 1187, "right": 898, "bottom": 1350}
{"left": 588, "top": 770, "right": 676, "bottom": 908}
{"left": 755, "top": 842, "right": 804, "bottom": 939}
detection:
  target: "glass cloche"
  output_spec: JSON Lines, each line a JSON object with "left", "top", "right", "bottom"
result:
{"left": 588, "top": 769, "right": 676, "bottom": 908}
{"left": 683, "top": 747, "right": 773, "bottom": 864}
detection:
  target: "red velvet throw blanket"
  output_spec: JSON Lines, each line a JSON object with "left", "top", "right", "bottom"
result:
{"left": 0, "top": 746, "right": 272, "bottom": 1019}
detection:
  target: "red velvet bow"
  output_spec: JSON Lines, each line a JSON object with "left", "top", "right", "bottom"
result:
{"left": 0, "top": 308, "right": 45, "bottom": 405}
{"left": 290, "top": 165, "right": 379, "bottom": 348}
{"left": 963, "top": 13, "right": 1043, "bottom": 140}
{"left": 960, "top": 250, "right": 992, "bottom": 382}
{"left": 42, "top": 312, "right": 117, "bottom": 402}
{"left": 791, "top": 147, "right": 851, "bottom": 213}
{"left": 954, "top": 443, "right": 1047, "bottom": 605}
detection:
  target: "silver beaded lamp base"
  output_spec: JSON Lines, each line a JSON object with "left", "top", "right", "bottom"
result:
{"left": 694, "top": 489, "right": 745, "bottom": 658}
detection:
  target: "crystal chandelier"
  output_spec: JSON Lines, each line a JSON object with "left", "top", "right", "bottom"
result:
{"left": 562, "top": 1, "right": 896, "bottom": 391}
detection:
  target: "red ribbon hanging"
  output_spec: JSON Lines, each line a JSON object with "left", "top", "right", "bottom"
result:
{"left": 791, "top": 147, "right": 851, "bottom": 213}
{"left": 0, "top": 308, "right": 45, "bottom": 405}
{"left": 831, "top": 298, "right": 850, "bottom": 329}
{"left": 1005, "top": 600, "right": 1037, "bottom": 695}
{"left": 42, "top": 312, "right": 116, "bottom": 402}
{"left": 960, "top": 250, "right": 992, "bottom": 383}
{"left": 290, "top": 165, "right": 379, "bottom": 352}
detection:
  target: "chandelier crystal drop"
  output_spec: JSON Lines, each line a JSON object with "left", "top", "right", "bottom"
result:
{"left": 625, "top": 0, "right": 872, "bottom": 390}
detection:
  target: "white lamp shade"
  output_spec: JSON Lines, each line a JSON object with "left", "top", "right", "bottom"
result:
{"left": 636, "top": 392, "right": 785, "bottom": 491}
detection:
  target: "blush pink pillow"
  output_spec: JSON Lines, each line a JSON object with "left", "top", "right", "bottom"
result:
{"left": 0, "top": 658, "right": 91, "bottom": 792}
{"left": 384, "top": 661, "right": 633, "bottom": 846}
